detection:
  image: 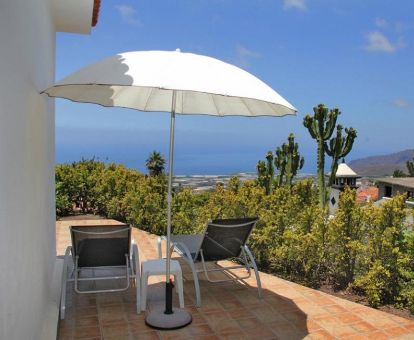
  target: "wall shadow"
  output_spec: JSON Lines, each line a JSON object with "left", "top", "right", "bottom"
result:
{"left": 44, "top": 54, "right": 136, "bottom": 110}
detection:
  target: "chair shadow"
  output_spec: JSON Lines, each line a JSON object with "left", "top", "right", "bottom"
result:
{"left": 58, "top": 259, "right": 310, "bottom": 339}
{"left": 143, "top": 260, "right": 310, "bottom": 339}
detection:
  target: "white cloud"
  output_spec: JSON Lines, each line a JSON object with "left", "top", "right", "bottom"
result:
{"left": 375, "top": 17, "right": 388, "bottom": 28}
{"left": 393, "top": 98, "right": 410, "bottom": 109}
{"left": 115, "top": 5, "right": 141, "bottom": 26}
{"left": 283, "top": 0, "right": 307, "bottom": 11}
{"left": 363, "top": 31, "right": 405, "bottom": 53}
{"left": 234, "top": 45, "right": 260, "bottom": 69}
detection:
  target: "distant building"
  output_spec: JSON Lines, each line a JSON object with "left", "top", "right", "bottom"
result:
{"left": 193, "top": 186, "right": 215, "bottom": 193}
{"left": 357, "top": 186, "right": 379, "bottom": 203}
{"left": 377, "top": 177, "right": 414, "bottom": 199}
{"left": 329, "top": 161, "right": 360, "bottom": 214}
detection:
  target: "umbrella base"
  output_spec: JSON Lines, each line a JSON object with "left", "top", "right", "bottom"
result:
{"left": 145, "top": 307, "right": 192, "bottom": 330}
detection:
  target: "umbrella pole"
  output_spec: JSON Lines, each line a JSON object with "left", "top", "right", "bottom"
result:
{"left": 165, "top": 93, "right": 176, "bottom": 315}
{"left": 145, "top": 90, "right": 192, "bottom": 330}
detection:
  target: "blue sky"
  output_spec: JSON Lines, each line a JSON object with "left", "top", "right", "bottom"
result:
{"left": 56, "top": 0, "right": 414, "bottom": 174}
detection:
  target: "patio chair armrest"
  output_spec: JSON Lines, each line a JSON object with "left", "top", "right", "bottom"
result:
{"left": 158, "top": 235, "right": 177, "bottom": 259}
{"left": 157, "top": 236, "right": 167, "bottom": 258}
{"left": 243, "top": 244, "right": 263, "bottom": 298}
{"left": 62, "top": 246, "right": 73, "bottom": 281}
{"left": 132, "top": 243, "right": 140, "bottom": 278}
{"left": 63, "top": 246, "right": 73, "bottom": 264}
{"left": 64, "top": 245, "right": 72, "bottom": 255}
{"left": 60, "top": 246, "right": 72, "bottom": 320}
{"left": 170, "top": 241, "right": 194, "bottom": 263}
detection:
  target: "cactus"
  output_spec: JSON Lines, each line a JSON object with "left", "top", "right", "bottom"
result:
{"left": 325, "top": 125, "right": 357, "bottom": 188}
{"left": 303, "top": 104, "right": 339, "bottom": 207}
{"left": 258, "top": 135, "right": 304, "bottom": 192}
{"left": 257, "top": 160, "right": 267, "bottom": 189}
{"left": 256, "top": 151, "right": 275, "bottom": 194}
{"left": 407, "top": 158, "right": 414, "bottom": 177}
{"left": 274, "top": 147, "right": 287, "bottom": 187}
{"left": 266, "top": 151, "right": 275, "bottom": 186}
{"left": 274, "top": 133, "right": 304, "bottom": 187}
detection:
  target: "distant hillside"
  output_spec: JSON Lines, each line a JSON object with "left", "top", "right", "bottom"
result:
{"left": 349, "top": 149, "right": 414, "bottom": 176}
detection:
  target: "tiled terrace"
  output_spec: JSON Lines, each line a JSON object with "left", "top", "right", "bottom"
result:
{"left": 57, "top": 218, "right": 414, "bottom": 339}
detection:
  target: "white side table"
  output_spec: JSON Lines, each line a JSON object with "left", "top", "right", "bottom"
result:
{"left": 141, "top": 259, "right": 184, "bottom": 311}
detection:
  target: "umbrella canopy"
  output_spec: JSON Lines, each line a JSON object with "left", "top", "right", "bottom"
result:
{"left": 43, "top": 49, "right": 296, "bottom": 329}
{"left": 45, "top": 49, "right": 296, "bottom": 116}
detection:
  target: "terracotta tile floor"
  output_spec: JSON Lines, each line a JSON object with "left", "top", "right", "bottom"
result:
{"left": 56, "top": 218, "right": 414, "bottom": 339}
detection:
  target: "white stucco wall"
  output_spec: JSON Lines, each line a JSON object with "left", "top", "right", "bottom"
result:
{"left": 329, "top": 188, "right": 341, "bottom": 214}
{"left": 52, "top": 0, "right": 94, "bottom": 33}
{"left": 0, "top": 1, "right": 56, "bottom": 339}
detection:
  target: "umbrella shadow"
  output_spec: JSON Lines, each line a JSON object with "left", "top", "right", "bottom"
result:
{"left": 144, "top": 270, "right": 310, "bottom": 339}
{"left": 44, "top": 55, "right": 137, "bottom": 110}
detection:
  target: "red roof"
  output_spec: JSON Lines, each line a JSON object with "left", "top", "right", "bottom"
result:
{"left": 357, "top": 187, "right": 379, "bottom": 203}
{"left": 92, "top": 0, "right": 101, "bottom": 27}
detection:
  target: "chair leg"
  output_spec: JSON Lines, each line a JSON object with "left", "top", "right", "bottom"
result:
{"left": 168, "top": 241, "right": 202, "bottom": 307}
{"left": 157, "top": 237, "right": 162, "bottom": 259}
{"left": 188, "top": 261, "right": 201, "bottom": 307}
{"left": 136, "top": 277, "right": 140, "bottom": 314}
{"left": 60, "top": 246, "right": 72, "bottom": 320}
{"left": 244, "top": 245, "right": 263, "bottom": 298}
{"left": 132, "top": 244, "right": 141, "bottom": 314}
{"left": 174, "top": 273, "right": 184, "bottom": 308}
{"left": 141, "top": 272, "right": 148, "bottom": 311}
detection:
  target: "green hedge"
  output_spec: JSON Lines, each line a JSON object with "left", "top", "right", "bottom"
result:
{"left": 56, "top": 159, "right": 414, "bottom": 312}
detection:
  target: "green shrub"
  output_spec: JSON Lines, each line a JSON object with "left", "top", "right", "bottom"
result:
{"left": 55, "top": 188, "right": 72, "bottom": 217}
{"left": 172, "top": 188, "right": 207, "bottom": 234}
{"left": 56, "top": 161, "right": 414, "bottom": 313}
{"left": 354, "top": 260, "right": 390, "bottom": 307}
{"left": 354, "top": 195, "right": 411, "bottom": 307}
{"left": 327, "top": 187, "right": 365, "bottom": 289}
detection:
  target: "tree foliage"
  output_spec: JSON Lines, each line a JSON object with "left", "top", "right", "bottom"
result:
{"left": 146, "top": 151, "right": 166, "bottom": 176}
{"left": 407, "top": 158, "right": 414, "bottom": 177}
{"left": 393, "top": 169, "right": 407, "bottom": 178}
{"left": 327, "top": 187, "right": 364, "bottom": 289}
{"left": 354, "top": 194, "right": 411, "bottom": 307}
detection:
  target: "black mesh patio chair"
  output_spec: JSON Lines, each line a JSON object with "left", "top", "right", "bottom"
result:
{"left": 157, "top": 217, "right": 262, "bottom": 307}
{"left": 60, "top": 224, "right": 140, "bottom": 319}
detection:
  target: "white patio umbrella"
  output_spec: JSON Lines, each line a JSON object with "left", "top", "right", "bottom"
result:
{"left": 43, "top": 49, "right": 297, "bottom": 329}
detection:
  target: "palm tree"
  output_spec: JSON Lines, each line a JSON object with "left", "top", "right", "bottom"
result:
{"left": 407, "top": 158, "right": 414, "bottom": 177}
{"left": 393, "top": 169, "right": 407, "bottom": 178}
{"left": 146, "top": 151, "right": 166, "bottom": 176}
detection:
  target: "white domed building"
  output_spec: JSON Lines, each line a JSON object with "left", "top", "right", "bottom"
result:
{"left": 328, "top": 161, "right": 360, "bottom": 214}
